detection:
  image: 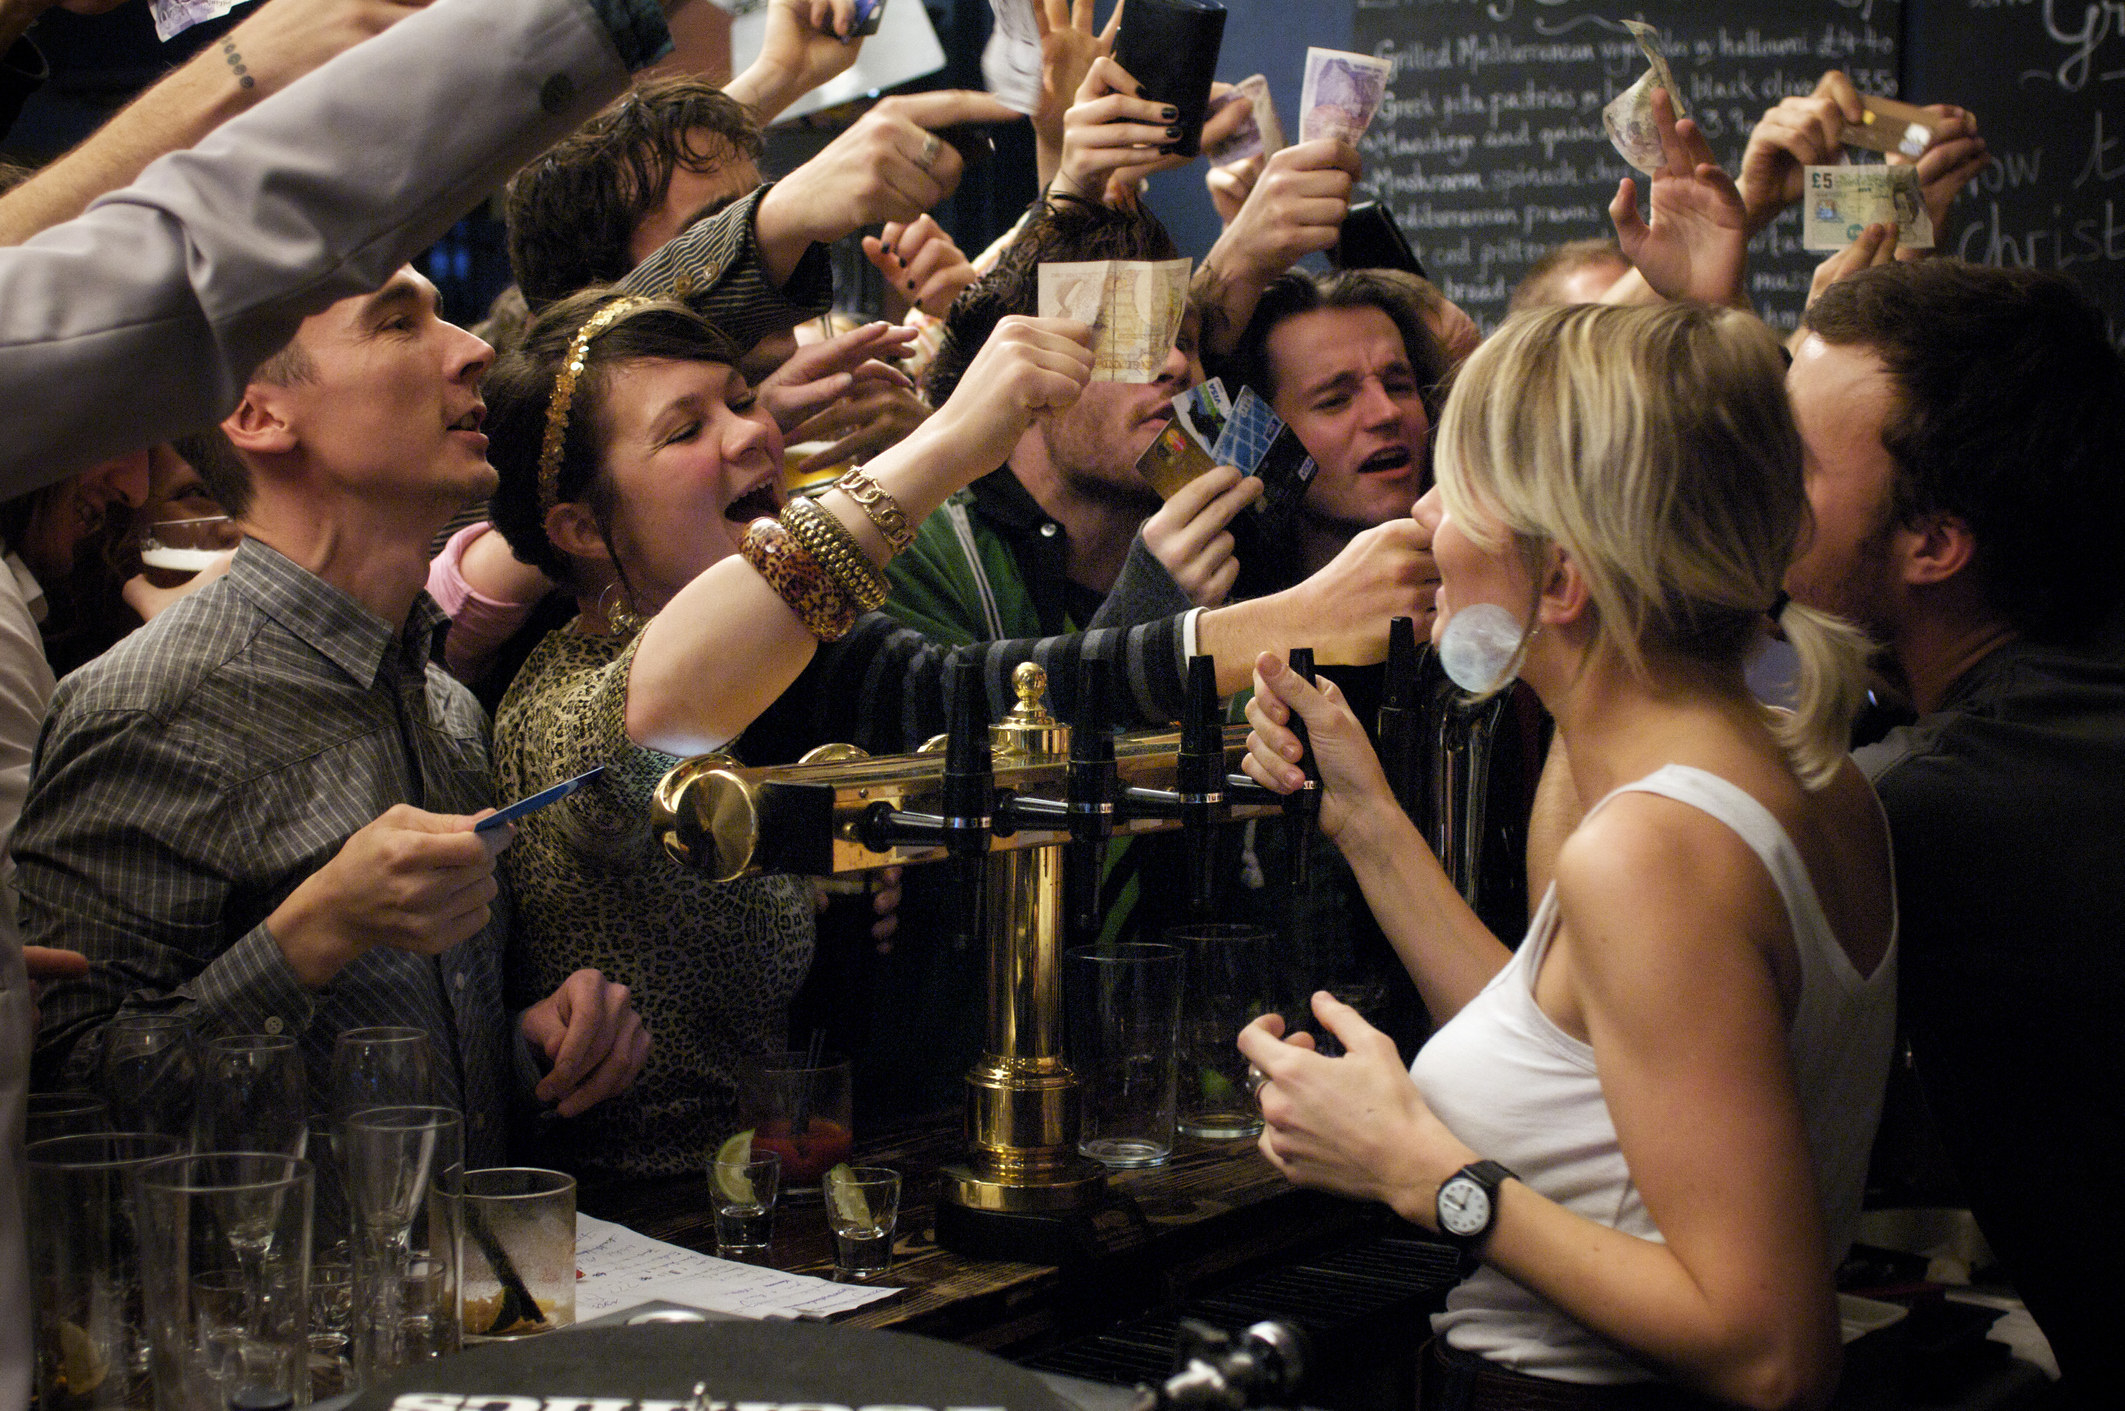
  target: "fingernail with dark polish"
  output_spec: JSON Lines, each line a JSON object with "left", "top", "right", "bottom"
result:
{"left": 1167, "top": 125, "right": 1183, "bottom": 139}
{"left": 1161, "top": 106, "right": 1178, "bottom": 121}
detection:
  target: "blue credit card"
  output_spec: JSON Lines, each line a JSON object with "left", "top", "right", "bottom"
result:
{"left": 476, "top": 766, "right": 605, "bottom": 832}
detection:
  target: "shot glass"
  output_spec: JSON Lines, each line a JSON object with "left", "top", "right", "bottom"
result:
{"left": 823, "top": 1167, "right": 900, "bottom": 1282}
{"left": 457, "top": 1169, "right": 573, "bottom": 1342}
{"left": 708, "top": 1151, "right": 781, "bottom": 1261}
{"left": 26, "top": 1132, "right": 185, "bottom": 1411}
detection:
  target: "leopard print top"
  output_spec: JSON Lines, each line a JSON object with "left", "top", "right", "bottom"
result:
{"left": 493, "top": 623, "right": 815, "bottom": 1181}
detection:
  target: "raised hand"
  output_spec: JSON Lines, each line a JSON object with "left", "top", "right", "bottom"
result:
{"left": 1206, "top": 153, "right": 1264, "bottom": 228}
{"left": 1050, "top": 55, "right": 1187, "bottom": 204}
{"left": 863, "top": 215, "right": 980, "bottom": 318}
{"left": 927, "top": 315, "right": 1094, "bottom": 474}
{"left": 1610, "top": 88, "right": 1749, "bottom": 308}
{"left": 755, "top": 322, "right": 917, "bottom": 432}
{"left": 1802, "top": 221, "right": 1900, "bottom": 317}
{"left": 729, "top": 0, "right": 867, "bottom": 124}
{"left": 1736, "top": 69, "right": 1863, "bottom": 236}
{"left": 1195, "top": 138, "right": 1360, "bottom": 353}
{"left": 1139, "top": 464, "right": 1263, "bottom": 607}
{"left": 785, "top": 381, "right": 933, "bottom": 476}
{"left": 1889, "top": 104, "right": 1988, "bottom": 241}
{"left": 1033, "top": 0, "right": 1124, "bottom": 189}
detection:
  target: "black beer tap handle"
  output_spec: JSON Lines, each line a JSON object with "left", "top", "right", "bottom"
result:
{"left": 1284, "top": 648, "right": 1322, "bottom": 892}
{"left": 1178, "top": 655, "right": 1226, "bottom": 919}
{"left": 1065, "top": 656, "right": 1118, "bottom": 942}
{"left": 1377, "top": 616, "right": 1429, "bottom": 828}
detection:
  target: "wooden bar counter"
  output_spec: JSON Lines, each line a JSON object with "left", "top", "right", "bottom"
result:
{"left": 581, "top": 1112, "right": 1403, "bottom": 1357}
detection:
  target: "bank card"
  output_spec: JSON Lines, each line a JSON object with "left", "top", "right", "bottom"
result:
{"left": 1846, "top": 95, "right": 1937, "bottom": 159}
{"left": 847, "top": 0, "right": 886, "bottom": 42}
{"left": 477, "top": 767, "right": 606, "bottom": 833}
{"left": 1137, "top": 422, "right": 1219, "bottom": 499}
{"left": 1172, "top": 378, "right": 1231, "bottom": 451}
{"left": 1803, "top": 165, "right": 1935, "bottom": 251}
{"left": 1214, "top": 388, "right": 1319, "bottom": 524}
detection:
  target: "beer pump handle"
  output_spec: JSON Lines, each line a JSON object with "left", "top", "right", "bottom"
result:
{"left": 1377, "top": 616, "right": 1430, "bottom": 829}
{"left": 1178, "top": 654, "right": 1226, "bottom": 919}
{"left": 1066, "top": 656, "right": 1118, "bottom": 943}
{"left": 1284, "top": 648, "right": 1322, "bottom": 891}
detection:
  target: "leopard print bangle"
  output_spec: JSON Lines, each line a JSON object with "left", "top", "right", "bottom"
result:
{"left": 780, "top": 494, "right": 890, "bottom": 612}
{"left": 832, "top": 467, "right": 915, "bottom": 555}
{"left": 740, "top": 517, "right": 859, "bottom": 641}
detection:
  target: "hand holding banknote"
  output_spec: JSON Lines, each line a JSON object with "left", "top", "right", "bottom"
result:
{"left": 1804, "top": 221, "right": 1901, "bottom": 317}
{"left": 1890, "top": 104, "right": 1988, "bottom": 239}
{"left": 1609, "top": 88, "right": 1749, "bottom": 309}
{"left": 1737, "top": 69, "right": 1866, "bottom": 235}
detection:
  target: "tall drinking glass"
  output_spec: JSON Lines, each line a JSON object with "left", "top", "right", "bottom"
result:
{"left": 194, "top": 1035, "right": 308, "bottom": 1158}
{"left": 28, "top": 1092, "right": 111, "bottom": 1144}
{"left": 340, "top": 1106, "right": 462, "bottom": 1387}
{"left": 1168, "top": 924, "right": 1279, "bottom": 1139}
{"left": 1065, "top": 943, "right": 1185, "bottom": 1167}
{"left": 26, "top": 1132, "right": 184, "bottom": 1411}
{"left": 458, "top": 1169, "right": 573, "bottom": 1342}
{"left": 134, "top": 1153, "right": 312, "bottom": 1411}
{"left": 328, "top": 1028, "right": 434, "bottom": 1131}
{"left": 99, "top": 1014, "right": 197, "bottom": 1140}
{"left": 735, "top": 1053, "right": 852, "bottom": 1200}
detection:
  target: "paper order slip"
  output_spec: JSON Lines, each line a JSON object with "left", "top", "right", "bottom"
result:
{"left": 575, "top": 1215, "right": 898, "bottom": 1320}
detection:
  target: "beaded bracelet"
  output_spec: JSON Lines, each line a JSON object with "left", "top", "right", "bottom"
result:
{"left": 832, "top": 467, "right": 915, "bottom": 555}
{"left": 781, "top": 494, "right": 891, "bottom": 612}
{"left": 740, "top": 517, "right": 859, "bottom": 641}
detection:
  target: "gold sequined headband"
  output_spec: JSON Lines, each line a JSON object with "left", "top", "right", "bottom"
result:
{"left": 539, "top": 295, "right": 654, "bottom": 516}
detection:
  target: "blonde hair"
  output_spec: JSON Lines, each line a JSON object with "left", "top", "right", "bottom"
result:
{"left": 1435, "top": 302, "right": 1871, "bottom": 787}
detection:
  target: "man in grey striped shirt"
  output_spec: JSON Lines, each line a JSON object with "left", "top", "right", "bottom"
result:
{"left": 20, "top": 267, "right": 652, "bottom": 1164}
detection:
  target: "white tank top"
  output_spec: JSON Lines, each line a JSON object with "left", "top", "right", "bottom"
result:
{"left": 1411, "top": 764, "right": 1897, "bottom": 1383}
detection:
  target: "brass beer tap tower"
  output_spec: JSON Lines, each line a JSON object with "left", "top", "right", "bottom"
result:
{"left": 649, "top": 655, "right": 1288, "bottom": 1261}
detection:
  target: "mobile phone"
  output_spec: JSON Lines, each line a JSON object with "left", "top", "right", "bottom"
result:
{"left": 1330, "top": 202, "right": 1428, "bottom": 281}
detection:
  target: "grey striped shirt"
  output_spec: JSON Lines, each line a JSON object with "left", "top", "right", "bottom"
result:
{"left": 21, "top": 541, "right": 512, "bottom": 1162}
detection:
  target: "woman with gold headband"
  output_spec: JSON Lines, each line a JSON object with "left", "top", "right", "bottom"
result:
{"left": 477, "top": 291, "right": 1094, "bottom": 1178}
{"left": 1239, "top": 303, "right": 1896, "bottom": 1408}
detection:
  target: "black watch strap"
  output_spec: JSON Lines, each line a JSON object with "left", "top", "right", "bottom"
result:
{"left": 1437, "top": 1159, "right": 1516, "bottom": 1274}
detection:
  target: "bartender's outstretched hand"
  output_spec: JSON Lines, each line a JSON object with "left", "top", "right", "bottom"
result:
{"left": 520, "top": 967, "right": 652, "bottom": 1118}
{"left": 1243, "top": 653, "right": 1394, "bottom": 848}
{"left": 1239, "top": 994, "right": 1474, "bottom": 1230}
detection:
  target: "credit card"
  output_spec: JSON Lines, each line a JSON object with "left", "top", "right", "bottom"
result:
{"left": 476, "top": 767, "right": 606, "bottom": 833}
{"left": 1846, "top": 94, "right": 1937, "bottom": 159}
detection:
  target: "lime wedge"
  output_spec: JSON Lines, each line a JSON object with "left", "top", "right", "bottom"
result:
{"left": 59, "top": 1320, "right": 107, "bottom": 1396}
{"left": 712, "top": 1130, "right": 756, "bottom": 1203}
{"left": 824, "top": 1163, "right": 871, "bottom": 1229}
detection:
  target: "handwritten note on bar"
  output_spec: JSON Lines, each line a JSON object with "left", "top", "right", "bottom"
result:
{"left": 575, "top": 1215, "right": 898, "bottom": 1320}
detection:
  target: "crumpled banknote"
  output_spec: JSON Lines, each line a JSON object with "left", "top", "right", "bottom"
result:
{"left": 1603, "top": 19, "right": 1690, "bottom": 175}
{"left": 1299, "top": 48, "right": 1391, "bottom": 147}
{"left": 1038, "top": 258, "right": 1194, "bottom": 382}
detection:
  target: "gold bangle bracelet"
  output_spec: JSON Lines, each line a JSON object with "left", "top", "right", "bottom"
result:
{"left": 781, "top": 495, "right": 890, "bottom": 612}
{"left": 832, "top": 467, "right": 915, "bottom": 555}
{"left": 740, "top": 517, "right": 859, "bottom": 641}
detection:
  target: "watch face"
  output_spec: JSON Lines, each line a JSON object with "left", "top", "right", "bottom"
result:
{"left": 1438, "top": 1176, "right": 1493, "bottom": 1238}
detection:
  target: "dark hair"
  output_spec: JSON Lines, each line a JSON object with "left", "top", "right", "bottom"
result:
{"left": 0, "top": 158, "right": 33, "bottom": 196}
{"left": 167, "top": 341, "right": 315, "bottom": 519}
{"left": 1510, "top": 238, "right": 1629, "bottom": 312}
{"left": 924, "top": 195, "right": 1180, "bottom": 405}
{"left": 1805, "top": 261, "right": 2125, "bottom": 643}
{"left": 1228, "top": 268, "right": 1454, "bottom": 425}
{"left": 484, "top": 289, "right": 745, "bottom": 587}
{"left": 506, "top": 76, "right": 765, "bottom": 310}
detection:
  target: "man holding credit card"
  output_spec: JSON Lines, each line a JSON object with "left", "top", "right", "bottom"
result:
{"left": 21, "top": 272, "right": 652, "bottom": 1161}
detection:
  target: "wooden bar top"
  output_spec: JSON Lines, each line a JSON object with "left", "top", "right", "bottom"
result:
{"left": 580, "top": 1114, "right": 1389, "bottom": 1353}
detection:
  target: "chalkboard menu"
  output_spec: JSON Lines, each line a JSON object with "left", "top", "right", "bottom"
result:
{"left": 1352, "top": 1, "right": 1902, "bottom": 331}
{"left": 1905, "top": 0, "right": 2125, "bottom": 352}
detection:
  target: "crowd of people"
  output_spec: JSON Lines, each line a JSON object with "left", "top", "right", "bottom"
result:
{"left": 1, "top": 2, "right": 2120, "bottom": 1409}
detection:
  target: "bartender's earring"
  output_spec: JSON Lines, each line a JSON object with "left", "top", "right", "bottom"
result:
{"left": 598, "top": 580, "right": 647, "bottom": 638}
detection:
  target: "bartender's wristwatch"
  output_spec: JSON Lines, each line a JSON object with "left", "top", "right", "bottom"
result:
{"left": 1436, "top": 1159, "right": 1516, "bottom": 1272}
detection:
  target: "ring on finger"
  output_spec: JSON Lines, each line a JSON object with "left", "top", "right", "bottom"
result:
{"left": 918, "top": 133, "right": 943, "bottom": 171}
{"left": 1247, "top": 1064, "right": 1269, "bottom": 1096}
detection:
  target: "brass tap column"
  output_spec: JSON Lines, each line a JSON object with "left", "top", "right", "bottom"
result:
{"left": 943, "top": 664, "right": 1106, "bottom": 1215}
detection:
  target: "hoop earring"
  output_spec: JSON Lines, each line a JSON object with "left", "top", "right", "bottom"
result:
{"left": 596, "top": 579, "right": 648, "bottom": 638}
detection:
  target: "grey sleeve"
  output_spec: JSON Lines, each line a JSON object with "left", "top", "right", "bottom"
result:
{"left": 0, "top": 0, "right": 653, "bottom": 496}
{"left": 1087, "top": 534, "right": 1196, "bottom": 631}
